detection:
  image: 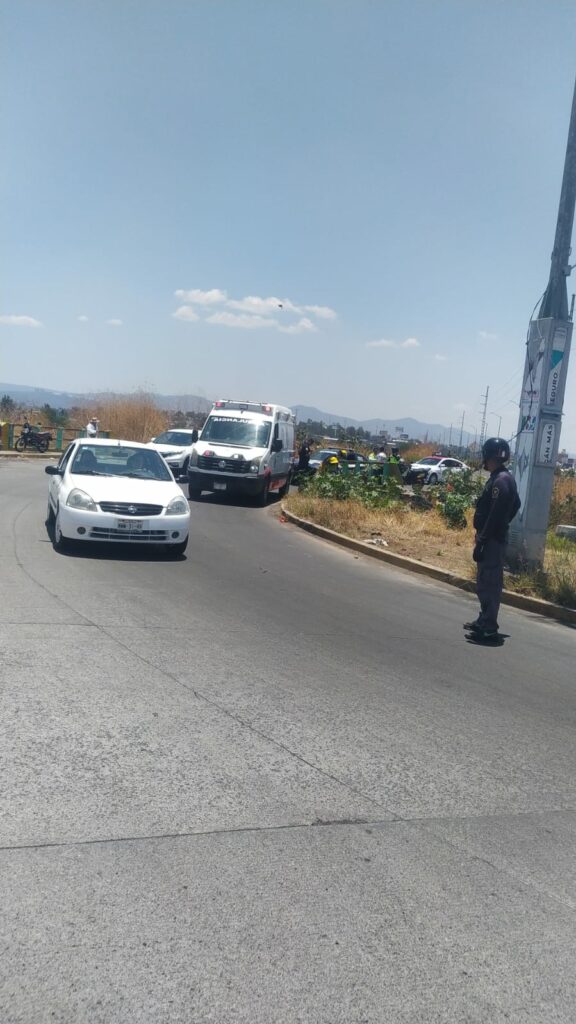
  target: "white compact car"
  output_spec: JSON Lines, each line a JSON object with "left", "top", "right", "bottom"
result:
{"left": 45, "top": 438, "right": 190, "bottom": 554}
{"left": 146, "top": 429, "right": 198, "bottom": 478}
{"left": 407, "top": 456, "right": 469, "bottom": 485}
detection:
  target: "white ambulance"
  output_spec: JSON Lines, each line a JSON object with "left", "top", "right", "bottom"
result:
{"left": 187, "top": 400, "right": 295, "bottom": 505}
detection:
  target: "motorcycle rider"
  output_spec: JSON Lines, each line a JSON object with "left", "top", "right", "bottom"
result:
{"left": 464, "top": 437, "right": 521, "bottom": 640}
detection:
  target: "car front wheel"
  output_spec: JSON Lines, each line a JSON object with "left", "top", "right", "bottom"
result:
{"left": 53, "top": 507, "right": 70, "bottom": 552}
{"left": 166, "top": 537, "right": 188, "bottom": 557}
{"left": 427, "top": 473, "right": 438, "bottom": 485}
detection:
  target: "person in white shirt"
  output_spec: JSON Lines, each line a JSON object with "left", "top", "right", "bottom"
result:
{"left": 86, "top": 417, "right": 99, "bottom": 438}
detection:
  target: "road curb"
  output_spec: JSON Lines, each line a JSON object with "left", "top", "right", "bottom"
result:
{"left": 0, "top": 452, "right": 56, "bottom": 460}
{"left": 281, "top": 507, "right": 576, "bottom": 626}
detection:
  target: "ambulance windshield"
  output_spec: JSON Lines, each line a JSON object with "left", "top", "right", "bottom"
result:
{"left": 200, "top": 416, "right": 272, "bottom": 448}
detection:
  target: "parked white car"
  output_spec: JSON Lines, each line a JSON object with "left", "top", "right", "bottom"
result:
{"left": 45, "top": 438, "right": 190, "bottom": 555}
{"left": 407, "top": 456, "right": 469, "bottom": 485}
{"left": 146, "top": 429, "right": 198, "bottom": 478}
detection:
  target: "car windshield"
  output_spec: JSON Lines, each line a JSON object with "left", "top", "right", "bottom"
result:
{"left": 312, "top": 449, "right": 338, "bottom": 461}
{"left": 153, "top": 431, "right": 193, "bottom": 446}
{"left": 70, "top": 445, "right": 173, "bottom": 480}
{"left": 200, "top": 416, "right": 271, "bottom": 448}
{"left": 418, "top": 457, "right": 442, "bottom": 465}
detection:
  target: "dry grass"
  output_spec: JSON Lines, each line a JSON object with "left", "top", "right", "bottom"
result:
{"left": 72, "top": 393, "right": 168, "bottom": 442}
{"left": 286, "top": 492, "right": 576, "bottom": 607}
{"left": 549, "top": 473, "right": 576, "bottom": 526}
{"left": 287, "top": 493, "right": 476, "bottom": 577}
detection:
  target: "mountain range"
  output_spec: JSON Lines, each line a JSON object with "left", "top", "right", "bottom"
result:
{"left": 0, "top": 382, "right": 469, "bottom": 443}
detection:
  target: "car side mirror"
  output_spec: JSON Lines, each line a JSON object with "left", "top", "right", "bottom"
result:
{"left": 271, "top": 438, "right": 283, "bottom": 453}
{"left": 45, "top": 465, "right": 62, "bottom": 475}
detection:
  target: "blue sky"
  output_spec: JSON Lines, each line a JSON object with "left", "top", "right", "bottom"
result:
{"left": 2, "top": 0, "right": 576, "bottom": 448}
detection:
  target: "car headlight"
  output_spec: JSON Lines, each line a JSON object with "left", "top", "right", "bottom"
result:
{"left": 66, "top": 488, "right": 97, "bottom": 511}
{"left": 249, "top": 460, "right": 261, "bottom": 474}
{"left": 166, "top": 496, "right": 189, "bottom": 515}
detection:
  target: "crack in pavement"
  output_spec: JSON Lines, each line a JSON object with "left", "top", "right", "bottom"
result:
{"left": 0, "top": 816, "right": 386, "bottom": 854}
{"left": 10, "top": 503, "right": 388, "bottom": 815}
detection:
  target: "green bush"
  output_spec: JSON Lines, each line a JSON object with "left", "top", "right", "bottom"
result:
{"left": 300, "top": 464, "right": 402, "bottom": 509}
{"left": 435, "top": 469, "right": 483, "bottom": 529}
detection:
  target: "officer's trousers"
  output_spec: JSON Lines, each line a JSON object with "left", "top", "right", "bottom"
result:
{"left": 476, "top": 538, "right": 506, "bottom": 633}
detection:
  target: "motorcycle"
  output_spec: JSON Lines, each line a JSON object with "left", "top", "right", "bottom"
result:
{"left": 14, "top": 423, "right": 53, "bottom": 453}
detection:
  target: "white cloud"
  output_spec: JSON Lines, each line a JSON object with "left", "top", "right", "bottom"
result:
{"left": 175, "top": 288, "right": 227, "bottom": 305}
{"left": 227, "top": 295, "right": 300, "bottom": 316}
{"left": 434, "top": 353, "right": 448, "bottom": 361}
{"left": 172, "top": 305, "right": 200, "bottom": 322}
{"left": 478, "top": 330, "right": 498, "bottom": 341}
{"left": 106, "top": 318, "right": 123, "bottom": 326}
{"left": 0, "top": 314, "right": 43, "bottom": 327}
{"left": 171, "top": 285, "right": 339, "bottom": 336}
{"left": 303, "top": 304, "right": 337, "bottom": 320}
{"left": 206, "top": 311, "right": 277, "bottom": 329}
{"left": 401, "top": 337, "right": 420, "bottom": 348}
{"left": 279, "top": 317, "right": 318, "bottom": 335}
{"left": 77, "top": 315, "right": 89, "bottom": 322}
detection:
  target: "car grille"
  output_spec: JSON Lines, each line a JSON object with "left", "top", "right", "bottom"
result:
{"left": 89, "top": 528, "right": 169, "bottom": 542}
{"left": 197, "top": 456, "right": 250, "bottom": 474}
{"left": 99, "top": 502, "right": 163, "bottom": 516}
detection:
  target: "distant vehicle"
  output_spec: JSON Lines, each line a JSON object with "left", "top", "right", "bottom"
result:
{"left": 147, "top": 429, "right": 198, "bottom": 479}
{"left": 307, "top": 448, "right": 368, "bottom": 475}
{"left": 405, "top": 456, "right": 469, "bottom": 485}
{"left": 187, "top": 400, "right": 295, "bottom": 505}
{"left": 45, "top": 438, "right": 190, "bottom": 555}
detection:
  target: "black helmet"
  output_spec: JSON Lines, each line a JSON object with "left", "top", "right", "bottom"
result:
{"left": 482, "top": 437, "right": 510, "bottom": 462}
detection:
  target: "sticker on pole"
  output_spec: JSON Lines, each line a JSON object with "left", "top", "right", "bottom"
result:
{"left": 545, "top": 323, "right": 569, "bottom": 407}
{"left": 537, "top": 421, "right": 556, "bottom": 465}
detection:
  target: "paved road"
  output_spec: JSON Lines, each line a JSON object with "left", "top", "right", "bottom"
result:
{"left": 1, "top": 460, "right": 575, "bottom": 1023}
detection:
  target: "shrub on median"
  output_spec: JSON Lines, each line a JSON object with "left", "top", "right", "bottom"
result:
{"left": 299, "top": 464, "right": 403, "bottom": 509}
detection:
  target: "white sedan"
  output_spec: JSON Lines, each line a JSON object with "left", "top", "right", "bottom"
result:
{"left": 46, "top": 438, "right": 190, "bottom": 555}
{"left": 407, "top": 456, "right": 469, "bottom": 485}
{"left": 146, "top": 429, "right": 198, "bottom": 478}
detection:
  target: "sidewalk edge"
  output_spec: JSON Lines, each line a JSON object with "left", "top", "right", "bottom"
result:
{"left": 281, "top": 507, "right": 576, "bottom": 626}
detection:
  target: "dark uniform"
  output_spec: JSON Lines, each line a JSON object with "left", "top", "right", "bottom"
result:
{"left": 297, "top": 441, "right": 312, "bottom": 471}
{"left": 472, "top": 468, "right": 520, "bottom": 634}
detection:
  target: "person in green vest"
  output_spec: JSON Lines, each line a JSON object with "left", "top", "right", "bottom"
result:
{"left": 387, "top": 445, "right": 404, "bottom": 481}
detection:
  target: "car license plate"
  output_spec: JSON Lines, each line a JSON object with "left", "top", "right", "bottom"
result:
{"left": 213, "top": 482, "right": 227, "bottom": 490}
{"left": 117, "top": 519, "right": 144, "bottom": 531}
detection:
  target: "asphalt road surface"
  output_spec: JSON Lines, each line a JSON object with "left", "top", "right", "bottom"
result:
{"left": 1, "top": 460, "right": 575, "bottom": 1024}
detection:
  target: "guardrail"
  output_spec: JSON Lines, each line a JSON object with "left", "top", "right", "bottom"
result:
{"left": 0, "top": 423, "right": 110, "bottom": 452}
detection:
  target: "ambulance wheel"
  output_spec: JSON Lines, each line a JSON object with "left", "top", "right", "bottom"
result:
{"left": 278, "top": 473, "right": 291, "bottom": 499}
{"left": 256, "top": 480, "right": 270, "bottom": 507}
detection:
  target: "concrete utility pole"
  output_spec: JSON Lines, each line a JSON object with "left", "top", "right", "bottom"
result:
{"left": 509, "top": 75, "right": 576, "bottom": 568}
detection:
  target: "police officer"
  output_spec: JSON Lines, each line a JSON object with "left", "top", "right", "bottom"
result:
{"left": 297, "top": 437, "right": 313, "bottom": 472}
{"left": 465, "top": 437, "right": 520, "bottom": 640}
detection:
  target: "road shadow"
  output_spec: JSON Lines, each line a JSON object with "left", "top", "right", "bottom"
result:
{"left": 44, "top": 520, "right": 187, "bottom": 562}
{"left": 464, "top": 631, "right": 510, "bottom": 648}
{"left": 188, "top": 491, "right": 282, "bottom": 509}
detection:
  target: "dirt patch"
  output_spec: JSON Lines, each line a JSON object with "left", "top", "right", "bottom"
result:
{"left": 285, "top": 493, "right": 576, "bottom": 608}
